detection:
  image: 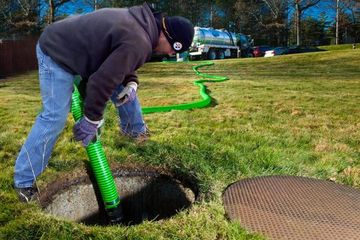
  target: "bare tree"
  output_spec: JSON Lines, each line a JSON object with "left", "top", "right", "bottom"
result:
{"left": 343, "top": 0, "right": 360, "bottom": 42}
{"left": 291, "top": 0, "right": 321, "bottom": 45}
{"left": 336, "top": 0, "right": 340, "bottom": 44}
{"left": 83, "top": 0, "right": 111, "bottom": 10}
{"left": 263, "top": 0, "right": 288, "bottom": 20}
{"left": 84, "top": 0, "right": 99, "bottom": 10}
{"left": 325, "top": 0, "right": 359, "bottom": 44}
{"left": 0, "top": 0, "right": 40, "bottom": 36}
{"left": 47, "top": 0, "right": 73, "bottom": 23}
{"left": 261, "top": 0, "right": 289, "bottom": 44}
{"left": 227, "top": 0, "right": 288, "bottom": 45}
{"left": 353, "top": 0, "right": 360, "bottom": 42}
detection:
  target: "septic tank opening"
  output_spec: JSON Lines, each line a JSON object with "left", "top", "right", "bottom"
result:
{"left": 40, "top": 166, "right": 198, "bottom": 226}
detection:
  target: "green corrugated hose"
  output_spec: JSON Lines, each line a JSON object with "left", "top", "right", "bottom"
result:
{"left": 70, "top": 61, "right": 227, "bottom": 223}
{"left": 71, "top": 85, "right": 122, "bottom": 223}
{"left": 142, "top": 61, "right": 229, "bottom": 114}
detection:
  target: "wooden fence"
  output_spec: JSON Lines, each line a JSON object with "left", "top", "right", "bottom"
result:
{"left": 0, "top": 36, "right": 38, "bottom": 78}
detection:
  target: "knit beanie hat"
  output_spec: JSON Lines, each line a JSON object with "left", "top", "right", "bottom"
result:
{"left": 162, "top": 16, "right": 194, "bottom": 53}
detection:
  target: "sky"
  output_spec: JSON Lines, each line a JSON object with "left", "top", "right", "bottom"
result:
{"left": 304, "top": 1, "right": 336, "bottom": 20}
{"left": 58, "top": 0, "right": 94, "bottom": 14}
{"left": 39, "top": 0, "right": 93, "bottom": 18}
{"left": 53, "top": 1, "right": 338, "bottom": 24}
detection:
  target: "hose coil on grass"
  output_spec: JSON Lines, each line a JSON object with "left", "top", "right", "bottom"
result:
{"left": 142, "top": 61, "right": 229, "bottom": 114}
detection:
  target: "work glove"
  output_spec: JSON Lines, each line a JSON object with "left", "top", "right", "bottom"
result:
{"left": 115, "top": 82, "right": 138, "bottom": 106}
{"left": 73, "top": 116, "right": 103, "bottom": 147}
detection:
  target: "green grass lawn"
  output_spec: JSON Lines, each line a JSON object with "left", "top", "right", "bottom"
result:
{"left": 318, "top": 43, "right": 357, "bottom": 51}
{"left": 1, "top": 48, "right": 360, "bottom": 239}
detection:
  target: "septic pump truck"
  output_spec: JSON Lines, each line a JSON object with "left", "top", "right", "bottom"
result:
{"left": 188, "top": 27, "right": 254, "bottom": 60}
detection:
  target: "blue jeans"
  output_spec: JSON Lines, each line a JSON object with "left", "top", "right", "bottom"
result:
{"left": 14, "top": 44, "right": 146, "bottom": 188}
{"left": 110, "top": 85, "right": 146, "bottom": 137}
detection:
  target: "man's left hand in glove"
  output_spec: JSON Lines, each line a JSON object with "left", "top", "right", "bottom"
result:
{"left": 115, "top": 82, "right": 138, "bottom": 106}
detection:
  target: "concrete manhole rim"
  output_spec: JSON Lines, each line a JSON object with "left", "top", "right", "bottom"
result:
{"left": 40, "top": 164, "right": 200, "bottom": 225}
{"left": 40, "top": 165, "right": 200, "bottom": 207}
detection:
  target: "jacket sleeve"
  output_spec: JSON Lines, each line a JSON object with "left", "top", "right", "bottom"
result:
{"left": 84, "top": 45, "right": 146, "bottom": 121}
{"left": 78, "top": 77, "right": 88, "bottom": 99}
{"left": 122, "top": 72, "right": 139, "bottom": 86}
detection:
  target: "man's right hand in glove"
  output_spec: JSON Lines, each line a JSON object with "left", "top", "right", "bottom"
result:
{"left": 115, "top": 82, "right": 138, "bottom": 106}
{"left": 73, "top": 116, "right": 102, "bottom": 147}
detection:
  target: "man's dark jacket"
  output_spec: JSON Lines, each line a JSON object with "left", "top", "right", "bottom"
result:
{"left": 39, "top": 3, "right": 159, "bottom": 121}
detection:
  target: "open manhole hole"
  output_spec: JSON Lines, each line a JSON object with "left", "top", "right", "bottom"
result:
{"left": 40, "top": 167, "right": 198, "bottom": 226}
{"left": 223, "top": 176, "right": 360, "bottom": 240}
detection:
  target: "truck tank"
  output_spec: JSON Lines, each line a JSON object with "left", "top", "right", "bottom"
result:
{"left": 193, "top": 27, "right": 238, "bottom": 46}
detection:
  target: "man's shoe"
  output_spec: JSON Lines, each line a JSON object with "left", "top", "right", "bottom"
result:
{"left": 121, "top": 126, "right": 151, "bottom": 143}
{"left": 134, "top": 132, "right": 149, "bottom": 144}
{"left": 15, "top": 187, "right": 39, "bottom": 203}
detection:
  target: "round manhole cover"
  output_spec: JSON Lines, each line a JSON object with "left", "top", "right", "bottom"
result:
{"left": 223, "top": 176, "right": 360, "bottom": 240}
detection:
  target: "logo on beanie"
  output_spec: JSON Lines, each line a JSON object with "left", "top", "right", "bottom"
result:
{"left": 173, "top": 42, "right": 183, "bottom": 51}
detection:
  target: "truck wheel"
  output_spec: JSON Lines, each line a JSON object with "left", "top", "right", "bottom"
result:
{"left": 207, "top": 49, "right": 216, "bottom": 60}
{"left": 217, "top": 51, "right": 225, "bottom": 59}
{"left": 230, "top": 49, "right": 237, "bottom": 58}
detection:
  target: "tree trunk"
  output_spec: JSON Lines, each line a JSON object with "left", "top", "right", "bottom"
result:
{"left": 296, "top": 3, "right": 301, "bottom": 45}
{"left": 48, "top": 0, "right": 55, "bottom": 23}
{"left": 210, "top": 1, "right": 213, "bottom": 27}
{"left": 336, "top": 0, "right": 339, "bottom": 45}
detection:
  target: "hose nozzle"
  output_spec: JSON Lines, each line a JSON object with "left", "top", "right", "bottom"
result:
{"left": 107, "top": 205, "right": 124, "bottom": 224}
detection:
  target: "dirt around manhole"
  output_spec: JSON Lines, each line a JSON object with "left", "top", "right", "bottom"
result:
{"left": 40, "top": 166, "right": 198, "bottom": 226}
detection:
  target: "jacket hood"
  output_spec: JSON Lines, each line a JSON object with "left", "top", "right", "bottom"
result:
{"left": 129, "top": 3, "right": 159, "bottom": 50}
